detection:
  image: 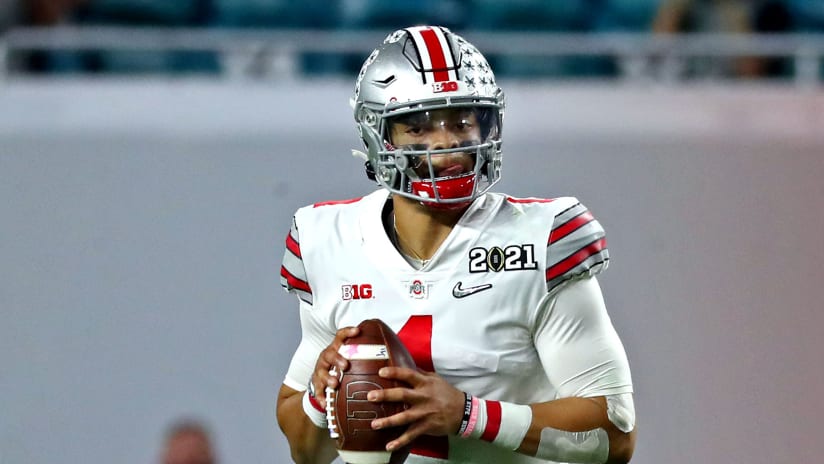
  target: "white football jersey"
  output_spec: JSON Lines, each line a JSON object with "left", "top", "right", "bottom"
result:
{"left": 280, "top": 189, "right": 633, "bottom": 464}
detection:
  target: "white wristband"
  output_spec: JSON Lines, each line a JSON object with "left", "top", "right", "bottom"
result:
{"left": 464, "top": 399, "right": 532, "bottom": 451}
{"left": 302, "top": 390, "right": 328, "bottom": 428}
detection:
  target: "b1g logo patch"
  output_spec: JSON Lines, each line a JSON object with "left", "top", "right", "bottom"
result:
{"left": 341, "top": 284, "right": 373, "bottom": 300}
{"left": 432, "top": 81, "right": 459, "bottom": 93}
{"left": 469, "top": 245, "right": 538, "bottom": 273}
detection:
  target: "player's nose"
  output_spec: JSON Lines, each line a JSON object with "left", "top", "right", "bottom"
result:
{"left": 428, "top": 127, "right": 461, "bottom": 151}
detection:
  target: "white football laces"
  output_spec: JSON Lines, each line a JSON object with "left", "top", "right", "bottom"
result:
{"left": 326, "top": 366, "right": 343, "bottom": 439}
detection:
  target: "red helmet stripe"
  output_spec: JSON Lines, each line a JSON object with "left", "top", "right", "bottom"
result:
{"left": 407, "top": 26, "right": 458, "bottom": 83}
{"left": 419, "top": 28, "right": 450, "bottom": 82}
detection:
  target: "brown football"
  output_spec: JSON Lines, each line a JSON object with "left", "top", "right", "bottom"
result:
{"left": 330, "top": 319, "right": 416, "bottom": 464}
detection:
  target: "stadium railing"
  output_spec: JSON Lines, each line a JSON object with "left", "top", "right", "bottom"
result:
{"left": 1, "top": 26, "right": 823, "bottom": 85}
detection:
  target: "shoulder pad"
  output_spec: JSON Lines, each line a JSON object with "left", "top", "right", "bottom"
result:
{"left": 545, "top": 199, "right": 609, "bottom": 295}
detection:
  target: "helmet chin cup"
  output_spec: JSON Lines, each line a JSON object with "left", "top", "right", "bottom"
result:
{"left": 411, "top": 173, "right": 476, "bottom": 210}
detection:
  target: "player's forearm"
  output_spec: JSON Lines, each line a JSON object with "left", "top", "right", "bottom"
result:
{"left": 276, "top": 385, "right": 337, "bottom": 464}
{"left": 519, "top": 396, "right": 635, "bottom": 464}
{"left": 458, "top": 394, "right": 635, "bottom": 464}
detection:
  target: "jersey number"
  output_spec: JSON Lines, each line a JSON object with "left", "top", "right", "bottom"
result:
{"left": 397, "top": 315, "right": 449, "bottom": 459}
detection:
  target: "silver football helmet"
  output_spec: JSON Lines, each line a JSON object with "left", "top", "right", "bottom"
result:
{"left": 352, "top": 25, "right": 505, "bottom": 209}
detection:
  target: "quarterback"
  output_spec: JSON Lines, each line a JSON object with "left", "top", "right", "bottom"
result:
{"left": 276, "top": 26, "right": 636, "bottom": 464}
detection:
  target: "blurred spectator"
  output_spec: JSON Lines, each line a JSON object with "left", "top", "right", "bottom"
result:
{"left": 24, "top": 0, "right": 88, "bottom": 25}
{"left": 159, "top": 419, "right": 218, "bottom": 464}
{"left": 654, "top": 0, "right": 752, "bottom": 35}
{"left": 0, "top": 1, "right": 23, "bottom": 33}
{"left": 752, "top": 0, "right": 794, "bottom": 77}
{"left": 4, "top": 0, "right": 88, "bottom": 72}
{"left": 0, "top": 1, "right": 89, "bottom": 31}
{"left": 653, "top": 0, "right": 763, "bottom": 78}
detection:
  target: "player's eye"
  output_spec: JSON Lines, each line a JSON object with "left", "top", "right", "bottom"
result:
{"left": 405, "top": 125, "right": 425, "bottom": 135}
{"left": 456, "top": 119, "right": 473, "bottom": 130}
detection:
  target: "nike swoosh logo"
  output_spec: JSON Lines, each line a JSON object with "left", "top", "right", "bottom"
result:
{"left": 452, "top": 281, "right": 493, "bottom": 298}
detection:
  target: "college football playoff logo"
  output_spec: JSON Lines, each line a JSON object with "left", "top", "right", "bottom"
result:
{"left": 468, "top": 245, "right": 538, "bottom": 273}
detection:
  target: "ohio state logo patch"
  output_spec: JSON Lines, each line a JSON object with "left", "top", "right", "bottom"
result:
{"left": 403, "top": 279, "right": 432, "bottom": 299}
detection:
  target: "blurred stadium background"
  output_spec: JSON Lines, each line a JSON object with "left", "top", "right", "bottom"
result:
{"left": 1, "top": 1, "right": 823, "bottom": 463}
{"left": 3, "top": 0, "right": 824, "bottom": 81}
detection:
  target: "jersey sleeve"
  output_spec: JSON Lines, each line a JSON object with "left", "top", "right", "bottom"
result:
{"left": 545, "top": 199, "right": 609, "bottom": 296}
{"left": 283, "top": 299, "right": 337, "bottom": 390}
{"left": 533, "top": 276, "right": 633, "bottom": 398}
{"left": 280, "top": 215, "right": 313, "bottom": 305}
{"left": 280, "top": 212, "right": 335, "bottom": 389}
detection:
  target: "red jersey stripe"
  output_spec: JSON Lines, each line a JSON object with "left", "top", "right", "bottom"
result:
{"left": 410, "top": 435, "right": 449, "bottom": 459}
{"left": 313, "top": 197, "right": 362, "bottom": 208}
{"left": 481, "top": 400, "right": 503, "bottom": 442}
{"left": 506, "top": 196, "right": 556, "bottom": 204}
{"left": 280, "top": 266, "right": 312, "bottom": 293}
{"left": 549, "top": 210, "right": 595, "bottom": 244}
{"left": 285, "top": 233, "right": 301, "bottom": 258}
{"left": 545, "top": 237, "right": 606, "bottom": 281}
{"left": 419, "top": 28, "right": 450, "bottom": 82}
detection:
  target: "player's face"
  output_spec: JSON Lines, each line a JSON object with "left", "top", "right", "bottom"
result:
{"left": 388, "top": 108, "right": 481, "bottom": 179}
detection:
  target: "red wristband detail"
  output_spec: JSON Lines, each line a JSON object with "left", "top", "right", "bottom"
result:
{"left": 481, "top": 400, "right": 502, "bottom": 442}
{"left": 308, "top": 391, "right": 325, "bottom": 413}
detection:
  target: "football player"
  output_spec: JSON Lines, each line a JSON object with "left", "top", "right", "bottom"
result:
{"left": 277, "top": 26, "right": 636, "bottom": 464}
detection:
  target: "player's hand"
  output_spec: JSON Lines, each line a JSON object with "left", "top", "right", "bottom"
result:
{"left": 310, "top": 326, "right": 360, "bottom": 409}
{"left": 367, "top": 367, "right": 465, "bottom": 451}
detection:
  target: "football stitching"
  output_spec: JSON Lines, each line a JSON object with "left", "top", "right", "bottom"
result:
{"left": 326, "top": 365, "right": 342, "bottom": 438}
